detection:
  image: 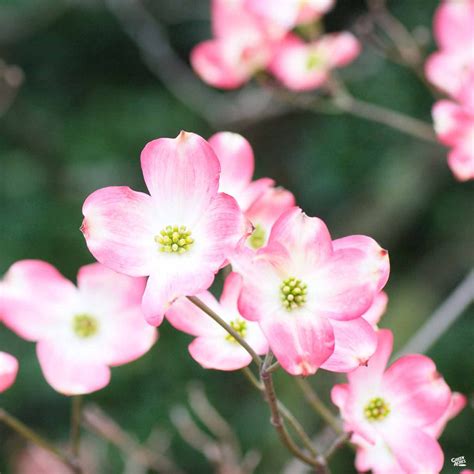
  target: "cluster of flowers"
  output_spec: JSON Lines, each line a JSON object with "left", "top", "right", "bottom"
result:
{"left": 0, "top": 130, "right": 466, "bottom": 472}
{"left": 425, "top": 0, "right": 474, "bottom": 181}
{"left": 191, "top": 0, "right": 360, "bottom": 90}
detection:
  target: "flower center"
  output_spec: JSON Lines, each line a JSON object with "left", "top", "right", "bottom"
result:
{"left": 155, "top": 225, "right": 194, "bottom": 254}
{"left": 306, "top": 51, "right": 325, "bottom": 71}
{"left": 248, "top": 224, "right": 266, "bottom": 249}
{"left": 73, "top": 314, "right": 99, "bottom": 338}
{"left": 364, "top": 397, "right": 390, "bottom": 421}
{"left": 280, "top": 277, "right": 307, "bottom": 311}
{"left": 225, "top": 318, "right": 248, "bottom": 343}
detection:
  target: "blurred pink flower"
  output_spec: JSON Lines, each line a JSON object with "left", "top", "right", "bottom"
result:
{"left": 1, "top": 261, "right": 156, "bottom": 395}
{"left": 432, "top": 100, "right": 474, "bottom": 181}
{"left": 331, "top": 329, "right": 461, "bottom": 474}
{"left": 245, "top": 0, "right": 334, "bottom": 30}
{"left": 269, "top": 33, "right": 361, "bottom": 91}
{"left": 166, "top": 272, "right": 268, "bottom": 370}
{"left": 425, "top": 0, "right": 474, "bottom": 103}
{"left": 208, "top": 131, "right": 296, "bottom": 249}
{"left": 0, "top": 351, "right": 18, "bottom": 393}
{"left": 246, "top": 186, "right": 296, "bottom": 249}
{"left": 361, "top": 292, "right": 388, "bottom": 328}
{"left": 191, "top": 0, "right": 280, "bottom": 89}
{"left": 230, "top": 207, "right": 389, "bottom": 375}
{"left": 81, "top": 131, "right": 250, "bottom": 326}
{"left": 208, "top": 131, "right": 274, "bottom": 211}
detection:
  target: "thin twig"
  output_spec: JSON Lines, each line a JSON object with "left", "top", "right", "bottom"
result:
{"left": 277, "top": 401, "right": 319, "bottom": 459}
{"left": 104, "top": 0, "right": 286, "bottom": 127}
{"left": 70, "top": 395, "right": 83, "bottom": 458}
{"left": 324, "top": 433, "right": 350, "bottom": 460}
{"left": 0, "top": 409, "right": 81, "bottom": 472}
{"left": 366, "top": 0, "right": 422, "bottom": 67}
{"left": 241, "top": 367, "right": 263, "bottom": 391}
{"left": 82, "top": 404, "right": 181, "bottom": 473}
{"left": 187, "top": 296, "right": 262, "bottom": 367}
{"left": 187, "top": 382, "right": 241, "bottom": 457}
{"left": 259, "top": 365, "right": 328, "bottom": 473}
{"left": 330, "top": 92, "right": 437, "bottom": 143}
{"left": 242, "top": 363, "right": 325, "bottom": 461}
{"left": 394, "top": 269, "right": 474, "bottom": 359}
{"left": 295, "top": 378, "right": 342, "bottom": 434}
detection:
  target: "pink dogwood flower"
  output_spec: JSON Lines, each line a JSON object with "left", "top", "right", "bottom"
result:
{"left": 191, "top": 0, "right": 279, "bottom": 89}
{"left": 0, "top": 351, "right": 18, "bottom": 393}
{"left": 246, "top": 186, "right": 296, "bottom": 249}
{"left": 245, "top": 0, "right": 334, "bottom": 30}
{"left": 425, "top": 0, "right": 474, "bottom": 103}
{"left": 432, "top": 100, "right": 474, "bottom": 181}
{"left": 1, "top": 260, "right": 157, "bottom": 395}
{"left": 81, "top": 131, "right": 250, "bottom": 326}
{"left": 208, "top": 131, "right": 274, "bottom": 211}
{"left": 230, "top": 207, "right": 389, "bottom": 376}
{"left": 166, "top": 272, "right": 268, "bottom": 370}
{"left": 361, "top": 291, "right": 388, "bottom": 328}
{"left": 269, "top": 33, "right": 361, "bottom": 91}
{"left": 331, "top": 329, "right": 456, "bottom": 474}
{"left": 350, "top": 392, "right": 466, "bottom": 474}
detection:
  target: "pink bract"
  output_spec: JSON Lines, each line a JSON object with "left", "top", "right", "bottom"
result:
{"left": 245, "top": 0, "right": 334, "bottom": 30}
{"left": 246, "top": 186, "right": 296, "bottom": 249}
{"left": 425, "top": 0, "right": 474, "bottom": 102}
{"left": 0, "top": 351, "right": 18, "bottom": 393}
{"left": 432, "top": 100, "right": 474, "bottom": 181}
{"left": 81, "top": 131, "right": 250, "bottom": 326}
{"left": 230, "top": 207, "right": 389, "bottom": 375}
{"left": 269, "top": 33, "right": 361, "bottom": 91}
{"left": 191, "top": 0, "right": 279, "bottom": 89}
{"left": 1, "top": 260, "right": 157, "bottom": 395}
{"left": 208, "top": 131, "right": 274, "bottom": 211}
{"left": 166, "top": 272, "right": 268, "bottom": 370}
{"left": 331, "top": 329, "right": 461, "bottom": 474}
{"left": 361, "top": 291, "right": 388, "bottom": 328}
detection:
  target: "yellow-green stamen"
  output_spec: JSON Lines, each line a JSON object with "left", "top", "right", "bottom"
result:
{"left": 73, "top": 314, "right": 99, "bottom": 338}
{"left": 248, "top": 224, "right": 266, "bottom": 249}
{"left": 155, "top": 225, "right": 194, "bottom": 254}
{"left": 280, "top": 277, "right": 307, "bottom": 311}
{"left": 225, "top": 318, "right": 248, "bottom": 343}
{"left": 364, "top": 397, "right": 391, "bottom": 421}
{"left": 306, "top": 52, "right": 325, "bottom": 70}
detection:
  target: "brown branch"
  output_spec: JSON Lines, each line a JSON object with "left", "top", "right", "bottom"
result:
{"left": 104, "top": 0, "right": 287, "bottom": 128}
{"left": 82, "top": 404, "right": 181, "bottom": 474}
{"left": 0, "top": 409, "right": 81, "bottom": 473}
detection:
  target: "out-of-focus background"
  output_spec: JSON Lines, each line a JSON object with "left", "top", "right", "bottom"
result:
{"left": 0, "top": 0, "right": 472, "bottom": 472}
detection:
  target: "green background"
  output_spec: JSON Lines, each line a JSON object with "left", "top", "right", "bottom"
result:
{"left": 0, "top": 0, "right": 472, "bottom": 472}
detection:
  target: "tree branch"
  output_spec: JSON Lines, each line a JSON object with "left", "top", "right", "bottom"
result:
{"left": 394, "top": 269, "right": 474, "bottom": 358}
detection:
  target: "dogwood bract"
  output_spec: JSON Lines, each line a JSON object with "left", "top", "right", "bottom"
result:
{"left": 269, "top": 33, "right": 361, "bottom": 91}
{"left": 1, "top": 261, "right": 156, "bottom": 395}
{"left": 208, "top": 131, "right": 274, "bottom": 211}
{"left": 0, "top": 351, "right": 18, "bottom": 393}
{"left": 432, "top": 100, "right": 474, "bottom": 181}
{"left": 230, "top": 206, "right": 389, "bottom": 375}
{"left": 81, "top": 131, "right": 250, "bottom": 326}
{"left": 191, "top": 0, "right": 279, "bottom": 89}
{"left": 425, "top": 0, "right": 474, "bottom": 104}
{"left": 244, "top": 0, "right": 334, "bottom": 30}
{"left": 246, "top": 186, "right": 296, "bottom": 249}
{"left": 166, "top": 272, "right": 268, "bottom": 370}
{"left": 331, "top": 329, "right": 459, "bottom": 474}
